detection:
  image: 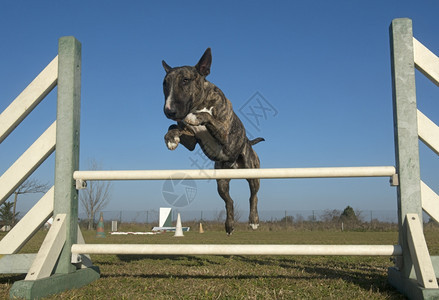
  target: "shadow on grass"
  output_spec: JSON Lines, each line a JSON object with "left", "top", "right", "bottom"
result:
{"left": 98, "top": 264, "right": 401, "bottom": 297}
{"left": 100, "top": 272, "right": 320, "bottom": 280}
{"left": 0, "top": 274, "right": 26, "bottom": 284}
{"left": 234, "top": 255, "right": 398, "bottom": 295}
{"left": 88, "top": 253, "right": 403, "bottom": 297}
{"left": 111, "top": 254, "right": 225, "bottom": 265}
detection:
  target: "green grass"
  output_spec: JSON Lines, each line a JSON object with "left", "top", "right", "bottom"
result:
{"left": 2, "top": 227, "right": 438, "bottom": 299}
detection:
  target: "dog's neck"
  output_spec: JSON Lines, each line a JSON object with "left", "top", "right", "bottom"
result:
{"left": 192, "top": 80, "right": 224, "bottom": 111}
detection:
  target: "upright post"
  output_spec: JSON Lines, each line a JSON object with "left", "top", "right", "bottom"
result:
{"left": 9, "top": 36, "right": 99, "bottom": 300}
{"left": 387, "top": 18, "right": 439, "bottom": 299}
{"left": 53, "top": 36, "right": 82, "bottom": 274}
{"left": 390, "top": 18, "right": 422, "bottom": 277}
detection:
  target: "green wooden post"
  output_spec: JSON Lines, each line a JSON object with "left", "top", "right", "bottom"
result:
{"left": 388, "top": 18, "right": 439, "bottom": 299}
{"left": 390, "top": 18, "right": 422, "bottom": 278}
{"left": 53, "top": 36, "right": 82, "bottom": 274}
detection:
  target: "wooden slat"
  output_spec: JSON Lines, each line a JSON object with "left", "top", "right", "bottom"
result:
{"left": 421, "top": 181, "right": 439, "bottom": 223}
{"left": 418, "top": 110, "right": 439, "bottom": 156}
{"left": 25, "top": 214, "right": 66, "bottom": 280}
{"left": 406, "top": 213, "right": 438, "bottom": 289}
{"left": 0, "top": 56, "right": 58, "bottom": 143}
{"left": 0, "top": 122, "right": 56, "bottom": 206}
{"left": 0, "top": 187, "right": 54, "bottom": 254}
{"left": 413, "top": 38, "right": 439, "bottom": 87}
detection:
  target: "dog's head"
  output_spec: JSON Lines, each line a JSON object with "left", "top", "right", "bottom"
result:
{"left": 162, "top": 48, "right": 212, "bottom": 121}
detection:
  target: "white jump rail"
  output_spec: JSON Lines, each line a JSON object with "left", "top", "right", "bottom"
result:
{"left": 71, "top": 244, "right": 402, "bottom": 256}
{"left": 74, "top": 166, "right": 397, "bottom": 181}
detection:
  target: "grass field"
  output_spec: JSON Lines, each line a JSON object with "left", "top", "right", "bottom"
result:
{"left": 2, "top": 226, "right": 439, "bottom": 299}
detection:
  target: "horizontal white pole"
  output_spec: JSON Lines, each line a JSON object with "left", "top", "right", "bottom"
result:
{"left": 73, "top": 166, "right": 396, "bottom": 181}
{"left": 71, "top": 244, "right": 402, "bottom": 256}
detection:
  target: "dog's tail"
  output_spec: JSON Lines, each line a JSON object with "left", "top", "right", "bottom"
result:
{"left": 249, "top": 137, "right": 265, "bottom": 146}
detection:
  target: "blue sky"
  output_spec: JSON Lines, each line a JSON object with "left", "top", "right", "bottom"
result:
{"left": 1, "top": 1, "right": 439, "bottom": 218}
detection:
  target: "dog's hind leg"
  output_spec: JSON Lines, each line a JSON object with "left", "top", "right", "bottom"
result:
{"left": 241, "top": 144, "right": 261, "bottom": 230}
{"left": 216, "top": 176, "right": 234, "bottom": 235}
{"left": 247, "top": 178, "right": 260, "bottom": 230}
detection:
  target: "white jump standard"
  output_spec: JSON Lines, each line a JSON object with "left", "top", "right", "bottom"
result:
{"left": 1, "top": 18, "right": 439, "bottom": 299}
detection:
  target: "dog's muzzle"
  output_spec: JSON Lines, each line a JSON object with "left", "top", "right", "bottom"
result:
{"left": 164, "top": 107, "right": 178, "bottom": 120}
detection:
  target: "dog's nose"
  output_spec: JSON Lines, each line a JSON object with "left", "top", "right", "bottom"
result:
{"left": 164, "top": 107, "right": 177, "bottom": 119}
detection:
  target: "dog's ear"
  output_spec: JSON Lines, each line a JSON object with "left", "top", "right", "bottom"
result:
{"left": 195, "top": 48, "right": 212, "bottom": 76}
{"left": 162, "top": 60, "right": 172, "bottom": 73}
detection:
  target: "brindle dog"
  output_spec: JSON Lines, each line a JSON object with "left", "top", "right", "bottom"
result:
{"left": 162, "top": 48, "right": 264, "bottom": 235}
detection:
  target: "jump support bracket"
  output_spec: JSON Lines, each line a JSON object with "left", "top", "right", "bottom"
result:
{"left": 75, "top": 179, "right": 87, "bottom": 190}
{"left": 390, "top": 174, "right": 399, "bottom": 186}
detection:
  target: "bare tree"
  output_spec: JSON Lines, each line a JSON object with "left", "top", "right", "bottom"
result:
{"left": 80, "top": 160, "right": 112, "bottom": 230}
{"left": 320, "top": 209, "right": 342, "bottom": 223}
{"left": 13, "top": 179, "right": 50, "bottom": 225}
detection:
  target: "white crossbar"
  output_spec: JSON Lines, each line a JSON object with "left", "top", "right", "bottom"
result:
{"left": 413, "top": 37, "right": 439, "bottom": 87}
{"left": 0, "top": 56, "right": 58, "bottom": 143}
{"left": 71, "top": 244, "right": 402, "bottom": 256}
{"left": 418, "top": 110, "right": 439, "bottom": 156}
{"left": 0, "top": 122, "right": 56, "bottom": 205}
{"left": 0, "top": 187, "right": 53, "bottom": 254}
{"left": 421, "top": 181, "right": 439, "bottom": 223}
{"left": 73, "top": 166, "right": 396, "bottom": 181}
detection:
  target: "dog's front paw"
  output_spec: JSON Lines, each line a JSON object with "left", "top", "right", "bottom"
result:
{"left": 183, "top": 113, "right": 201, "bottom": 126}
{"left": 165, "top": 132, "right": 180, "bottom": 150}
{"left": 167, "top": 138, "right": 180, "bottom": 150}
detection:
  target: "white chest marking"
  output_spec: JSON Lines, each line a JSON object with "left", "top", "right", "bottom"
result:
{"left": 196, "top": 107, "right": 213, "bottom": 115}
